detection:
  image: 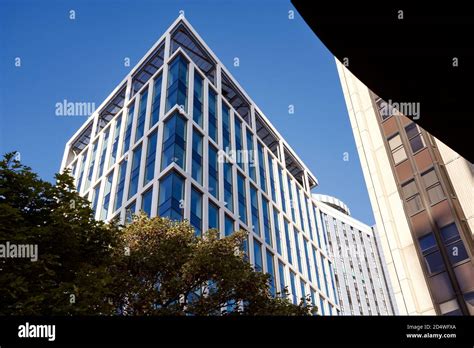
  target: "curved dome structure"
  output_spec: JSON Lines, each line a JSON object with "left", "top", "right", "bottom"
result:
{"left": 313, "top": 194, "right": 351, "bottom": 216}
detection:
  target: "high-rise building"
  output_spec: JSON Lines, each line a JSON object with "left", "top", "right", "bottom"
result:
{"left": 336, "top": 62, "right": 474, "bottom": 315}
{"left": 61, "top": 15, "right": 340, "bottom": 314}
{"left": 314, "top": 194, "right": 397, "bottom": 315}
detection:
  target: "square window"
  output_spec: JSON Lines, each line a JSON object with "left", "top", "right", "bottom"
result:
{"left": 424, "top": 251, "right": 445, "bottom": 275}
{"left": 418, "top": 233, "right": 437, "bottom": 255}
{"left": 441, "top": 223, "right": 460, "bottom": 244}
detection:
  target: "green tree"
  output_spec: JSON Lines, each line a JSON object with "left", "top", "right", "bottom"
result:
{"left": 112, "top": 213, "right": 315, "bottom": 316}
{"left": 0, "top": 152, "right": 315, "bottom": 315}
{"left": 0, "top": 152, "right": 121, "bottom": 315}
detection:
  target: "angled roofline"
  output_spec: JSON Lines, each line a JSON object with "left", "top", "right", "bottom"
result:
{"left": 63, "top": 14, "right": 319, "bottom": 187}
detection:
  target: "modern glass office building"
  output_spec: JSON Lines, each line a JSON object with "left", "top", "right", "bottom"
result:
{"left": 61, "top": 15, "right": 340, "bottom": 315}
{"left": 314, "top": 194, "right": 397, "bottom": 315}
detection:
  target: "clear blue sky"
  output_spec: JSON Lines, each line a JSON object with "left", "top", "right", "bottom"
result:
{"left": 0, "top": 0, "right": 375, "bottom": 225}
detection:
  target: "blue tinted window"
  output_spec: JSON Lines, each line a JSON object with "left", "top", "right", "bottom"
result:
{"left": 208, "top": 201, "right": 219, "bottom": 230}
{"left": 122, "top": 105, "right": 134, "bottom": 156}
{"left": 127, "top": 144, "right": 142, "bottom": 199}
{"left": 192, "top": 129, "right": 203, "bottom": 184}
{"left": 321, "top": 256, "right": 330, "bottom": 298}
{"left": 424, "top": 250, "right": 445, "bottom": 274}
{"left": 262, "top": 198, "right": 272, "bottom": 246}
{"left": 297, "top": 190, "right": 306, "bottom": 232}
{"left": 314, "top": 208, "right": 322, "bottom": 248}
{"left": 253, "top": 239, "right": 262, "bottom": 272}
{"left": 114, "top": 161, "right": 127, "bottom": 211}
{"left": 76, "top": 153, "right": 87, "bottom": 192}
{"left": 310, "top": 290, "right": 317, "bottom": 315}
{"left": 91, "top": 184, "right": 100, "bottom": 215}
{"left": 85, "top": 141, "right": 98, "bottom": 191}
{"left": 267, "top": 153, "right": 276, "bottom": 202}
{"left": 312, "top": 247, "right": 321, "bottom": 290}
{"left": 329, "top": 262, "right": 338, "bottom": 305}
{"left": 237, "top": 173, "right": 247, "bottom": 224}
{"left": 306, "top": 198, "right": 316, "bottom": 243}
{"left": 193, "top": 74, "right": 203, "bottom": 127}
{"left": 190, "top": 187, "right": 202, "bottom": 237}
{"left": 250, "top": 186, "right": 260, "bottom": 237}
{"left": 300, "top": 280, "right": 306, "bottom": 304}
{"left": 223, "top": 162, "right": 233, "bottom": 212}
{"left": 144, "top": 130, "right": 158, "bottom": 185}
{"left": 266, "top": 249, "right": 276, "bottom": 297}
{"left": 287, "top": 177, "right": 296, "bottom": 223}
{"left": 273, "top": 210, "right": 282, "bottom": 255}
{"left": 234, "top": 117, "right": 243, "bottom": 169}
{"left": 278, "top": 166, "right": 286, "bottom": 212}
{"left": 125, "top": 201, "right": 136, "bottom": 224}
{"left": 289, "top": 271, "right": 297, "bottom": 304}
{"left": 96, "top": 128, "right": 110, "bottom": 180}
{"left": 284, "top": 220, "right": 292, "bottom": 265}
{"left": 161, "top": 112, "right": 187, "bottom": 170}
{"left": 150, "top": 75, "right": 162, "bottom": 127}
{"left": 222, "top": 104, "right": 231, "bottom": 151}
{"left": 101, "top": 172, "right": 113, "bottom": 220}
{"left": 303, "top": 239, "right": 313, "bottom": 283}
{"left": 109, "top": 114, "right": 122, "bottom": 169}
{"left": 294, "top": 230, "right": 302, "bottom": 274}
{"left": 418, "top": 233, "right": 437, "bottom": 255}
{"left": 440, "top": 223, "right": 459, "bottom": 244}
{"left": 141, "top": 188, "right": 153, "bottom": 217}
{"left": 278, "top": 261, "right": 286, "bottom": 298}
{"left": 246, "top": 131, "right": 256, "bottom": 182}
{"left": 208, "top": 89, "right": 218, "bottom": 143}
{"left": 224, "top": 214, "right": 234, "bottom": 236}
{"left": 208, "top": 145, "right": 219, "bottom": 198}
{"left": 320, "top": 297, "right": 325, "bottom": 315}
{"left": 257, "top": 142, "right": 266, "bottom": 192}
{"left": 135, "top": 90, "right": 148, "bottom": 143}
{"left": 166, "top": 55, "right": 188, "bottom": 113}
{"left": 158, "top": 170, "right": 184, "bottom": 220}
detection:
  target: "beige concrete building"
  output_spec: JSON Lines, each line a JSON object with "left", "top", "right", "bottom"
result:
{"left": 336, "top": 61, "right": 474, "bottom": 315}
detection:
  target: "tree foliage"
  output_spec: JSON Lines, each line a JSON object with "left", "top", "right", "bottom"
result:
{"left": 0, "top": 153, "right": 315, "bottom": 316}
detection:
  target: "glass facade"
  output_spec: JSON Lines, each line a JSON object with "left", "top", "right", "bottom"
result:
{"left": 127, "top": 144, "right": 142, "bottom": 199}
{"left": 208, "top": 88, "right": 218, "bottom": 143}
{"left": 223, "top": 162, "right": 233, "bottom": 212}
{"left": 150, "top": 75, "right": 162, "bottom": 128}
{"left": 122, "top": 104, "right": 134, "bottom": 156}
{"left": 63, "top": 17, "right": 337, "bottom": 315}
{"left": 166, "top": 55, "right": 188, "bottom": 113}
{"left": 144, "top": 130, "right": 158, "bottom": 185}
{"left": 96, "top": 128, "right": 109, "bottom": 180}
{"left": 208, "top": 201, "right": 219, "bottom": 230}
{"left": 191, "top": 129, "right": 203, "bottom": 184}
{"left": 237, "top": 172, "right": 247, "bottom": 225}
{"left": 161, "top": 112, "right": 186, "bottom": 170}
{"left": 158, "top": 170, "right": 184, "bottom": 220}
{"left": 135, "top": 91, "right": 148, "bottom": 143}
{"left": 141, "top": 188, "right": 153, "bottom": 217}
{"left": 193, "top": 73, "right": 203, "bottom": 127}
{"left": 208, "top": 145, "right": 219, "bottom": 199}
{"left": 190, "top": 187, "right": 202, "bottom": 236}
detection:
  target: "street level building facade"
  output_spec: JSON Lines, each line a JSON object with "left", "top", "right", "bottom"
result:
{"left": 336, "top": 62, "right": 474, "bottom": 315}
{"left": 314, "top": 194, "right": 397, "bottom": 315}
{"left": 61, "top": 15, "right": 341, "bottom": 314}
